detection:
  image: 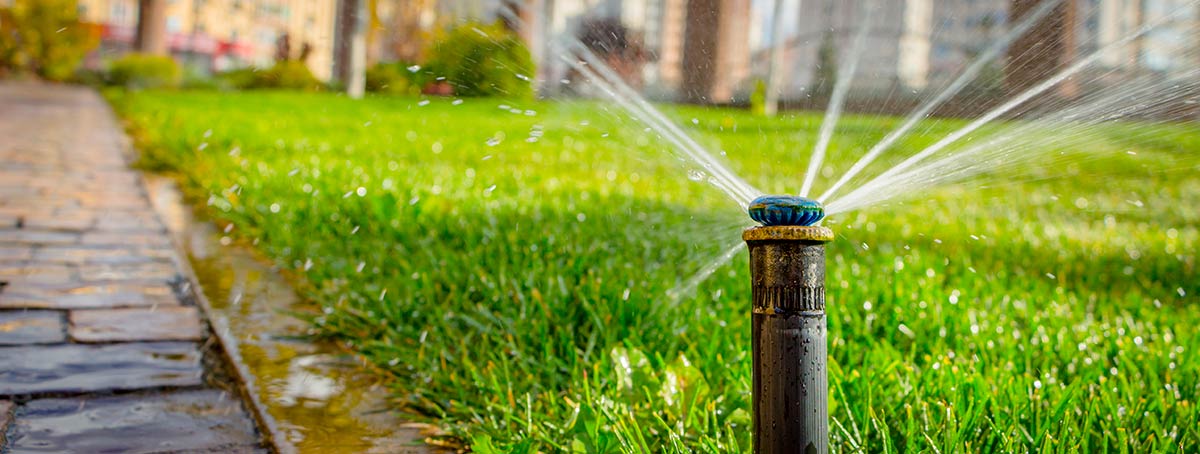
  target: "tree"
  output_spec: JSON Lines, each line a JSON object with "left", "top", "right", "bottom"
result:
{"left": 334, "top": 0, "right": 367, "bottom": 97}
{"left": 427, "top": 22, "right": 535, "bottom": 98}
{"left": 0, "top": 0, "right": 100, "bottom": 81}
{"left": 135, "top": 0, "right": 168, "bottom": 55}
{"left": 1005, "top": 0, "right": 1078, "bottom": 98}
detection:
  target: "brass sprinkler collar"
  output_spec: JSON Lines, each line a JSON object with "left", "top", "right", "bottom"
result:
{"left": 743, "top": 225, "right": 835, "bottom": 243}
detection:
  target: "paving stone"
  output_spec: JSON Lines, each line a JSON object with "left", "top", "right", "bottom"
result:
{"left": 0, "top": 246, "right": 32, "bottom": 261}
{"left": 3, "top": 199, "right": 75, "bottom": 211}
{"left": 0, "top": 230, "right": 79, "bottom": 246}
{"left": 80, "top": 231, "right": 173, "bottom": 247}
{"left": 0, "top": 342, "right": 203, "bottom": 396}
{"left": 19, "top": 215, "right": 95, "bottom": 232}
{"left": 31, "top": 245, "right": 174, "bottom": 265}
{"left": 84, "top": 198, "right": 156, "bottom": 211}
{"left": 0, "top": 311, "right": 65, "bottom": 345}
{"left": 5, "top": 390, "right": 261, "bottom": 453}
{"left": 95, "top": 213, "right": 166, "bottom": 231}
{"left": 0, "top": 264, "right": 76, "bottom": 286}
{"left": 70, "top": 306, "right": 202, "bottom": 343}
{"left": 0, "top": 84, "right": 263, "bottom": 448}
{"left": 0, "top": 282, "right": 176, "bottom": 309}
{"left": 78, "top": 262, "right": 179, "bottom": 282}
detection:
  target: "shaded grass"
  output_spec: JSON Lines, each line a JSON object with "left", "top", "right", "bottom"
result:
{"left": 107, "top": 89, "right": 1199, "bottom": 452}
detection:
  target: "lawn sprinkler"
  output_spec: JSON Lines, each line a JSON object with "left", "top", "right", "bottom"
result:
{"left": 744, "top": 195, "right": 832, "bottom": 454}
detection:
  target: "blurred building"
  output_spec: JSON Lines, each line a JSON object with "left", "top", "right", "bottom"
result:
{"left": 749, "top": 0, "right": 1011, "bottom": 100}
{"left": 75, "top": 0, "right": 337, "bottom": 80}
{"left": 50, "top": 0, "right": 1198, "bottom": 101}
{"left": 369, "top": 0, "right": 438, "bottom": 63}
{"left": 681, "top": 0, "right": 750, "bottom": 102}
{"left": 537, "top": 0, "right": 747, "bottom": 102}
{"left": 746, "top": 0, "right": 1199, "bottom": 104}
{"left": 1078, "top": 0, "right": 1200, "bottom": 78}
{"left": 1007, "top": 0, "right": 1200, "bottom": 96}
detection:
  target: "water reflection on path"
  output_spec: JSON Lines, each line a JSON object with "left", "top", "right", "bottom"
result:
{"left": 146, "top": 177, "right": 436, "bottom": 453}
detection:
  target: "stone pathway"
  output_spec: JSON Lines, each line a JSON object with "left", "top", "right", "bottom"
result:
{"left": 0, "top": 84, "right": 267, "bottom": 453}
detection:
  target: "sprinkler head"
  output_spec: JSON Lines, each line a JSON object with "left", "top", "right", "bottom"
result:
{"left": 749, "top": 195, "right": 824, "bottom": 226}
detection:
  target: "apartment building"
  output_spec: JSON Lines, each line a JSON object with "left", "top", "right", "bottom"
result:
{"left": 76, "top": 0, "right": 336, "bottom": 79}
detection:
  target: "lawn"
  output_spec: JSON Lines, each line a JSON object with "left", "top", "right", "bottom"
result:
{"left": 107, "top": 89, "right": 1199, "bottom": 452}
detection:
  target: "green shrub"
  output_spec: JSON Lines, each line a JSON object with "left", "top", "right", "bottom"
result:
{"left": 426, "top": 22, "right": 534, "bottom": 98}
{"left": 215, "top": 67, "right": 260, "bottom": 90}
{"left": 365, "top": 62, "right": 418, "bottom": 95}
{"left": 181, "top": 75, "right": 221, "bottom": 90}
{"left": 0, "top": 0, "right": 100, "bottom": 81}
{"left": 251, "top": 60, "right": 322, "bottom": 91}
{"left": 210, "top": 62, "right": 321, "bottom": 92}
{"left": 70, "top": 67, "right": 108, "bottom": 87}
{"left": 108, "top": 53, "right": 182, "bottom": 89}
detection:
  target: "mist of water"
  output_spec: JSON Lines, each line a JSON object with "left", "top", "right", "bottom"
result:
{"left": 829, "top": 67, "right": 1200, "bottom": 214}
{"left": 496, "top": 6, "right": 762, "bottom": 209}
{"left": 500, "top": 0, "right": 1198, "bottom": 299}
{"left": 816, "top": 0, "right": 1064, "bottom": 203}
{"left": 665, "top": 239, "right": 745, "bottom": 302}
{"left": 799, "top": 0, "right": 875, "bottom": 197}
{"left": 554, "top": 40, "right": 762, "bottom": 209}
{"left": 827, "top": 0, "right": 1200, "bottom": 215}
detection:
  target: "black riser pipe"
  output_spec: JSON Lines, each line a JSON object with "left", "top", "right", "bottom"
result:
{"left": 745, "top": 226, "right": 832, "bottom": 454}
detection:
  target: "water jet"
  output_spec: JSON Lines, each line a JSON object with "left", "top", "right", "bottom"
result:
{"left": 745, "top": 196, "right": 833, "bottom": 454}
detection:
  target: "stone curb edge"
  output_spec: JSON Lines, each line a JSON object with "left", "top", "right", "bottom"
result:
{"left": 105, "top": 94, "right": 296, "bottom": 454}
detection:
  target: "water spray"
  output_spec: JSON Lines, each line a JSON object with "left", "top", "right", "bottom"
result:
{"left": 744, "top": 195, "right": 831, "bottom": 454}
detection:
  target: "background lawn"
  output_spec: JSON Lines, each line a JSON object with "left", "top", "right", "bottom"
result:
{"left": 108, "top": 89, "right": 1199, "bottom": 452}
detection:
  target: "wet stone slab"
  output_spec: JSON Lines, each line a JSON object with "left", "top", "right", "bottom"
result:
{"left": 0, "top": 311, "right": 65, "bottom": 345}
{"left": 0, "top": 246, "right": 33, "bottom": 261}
{"left": 0, "top": 282, "right": 176, "bottom": 309}
{"left": 70, "top": 306, "right": 203, "bottom": 343}
{"left": 0, "top": 264, "right": 76, "bottom": 286}
{"left": 0, "top": 342, "right": 203, "bottom": 396}
{"left": 80, "top": 231, "right": 174, "bottom": 247}
{"left": 78, "top": 262, "right": 179, "bottom": 282}
{"left": 0, "top": 230, "right": 79, "bottom": 246}
{"left": 5, "top": 390, "right": 262, "bottom": 453}
{"left": 18, "top": 215, "right": 95, "bottom": 232}
{"left": 31, "top": 245, "right": 175, "bottom": 265}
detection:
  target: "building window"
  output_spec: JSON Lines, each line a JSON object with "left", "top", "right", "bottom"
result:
{"left": 111, "top": 1, "right": 129, "bottom": 24}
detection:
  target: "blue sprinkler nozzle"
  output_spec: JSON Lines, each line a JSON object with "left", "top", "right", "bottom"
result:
{"left": 749, "top": 195, "right": 825, "bottom": 226}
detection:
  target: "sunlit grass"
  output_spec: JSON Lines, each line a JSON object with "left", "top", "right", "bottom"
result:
{"left": 108, "top": 89, "right": 1199, "bottom": 452}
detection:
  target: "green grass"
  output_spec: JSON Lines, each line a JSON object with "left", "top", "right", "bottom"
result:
{"left": 107, "top": 89, "right": 1199, "bottom": 452}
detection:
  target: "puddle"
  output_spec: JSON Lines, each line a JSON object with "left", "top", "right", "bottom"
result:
{"left": 145, "top": 177, "right": 437, "bottom": 453}
{"left": 9, "top": 389, "right": 259, "bottom": 453}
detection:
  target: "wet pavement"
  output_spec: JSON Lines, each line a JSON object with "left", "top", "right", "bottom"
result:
{"left": 0, "top": 311, "right": 64, "bottom": 345}
{"left": 0, "top": 84, "right": 267, "bottom": 452}
{"left": 146, "top": 178, "right": 436, "bottom": 453}
{"left": 8, "top": 390, "right": 262, "bottom": 453}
